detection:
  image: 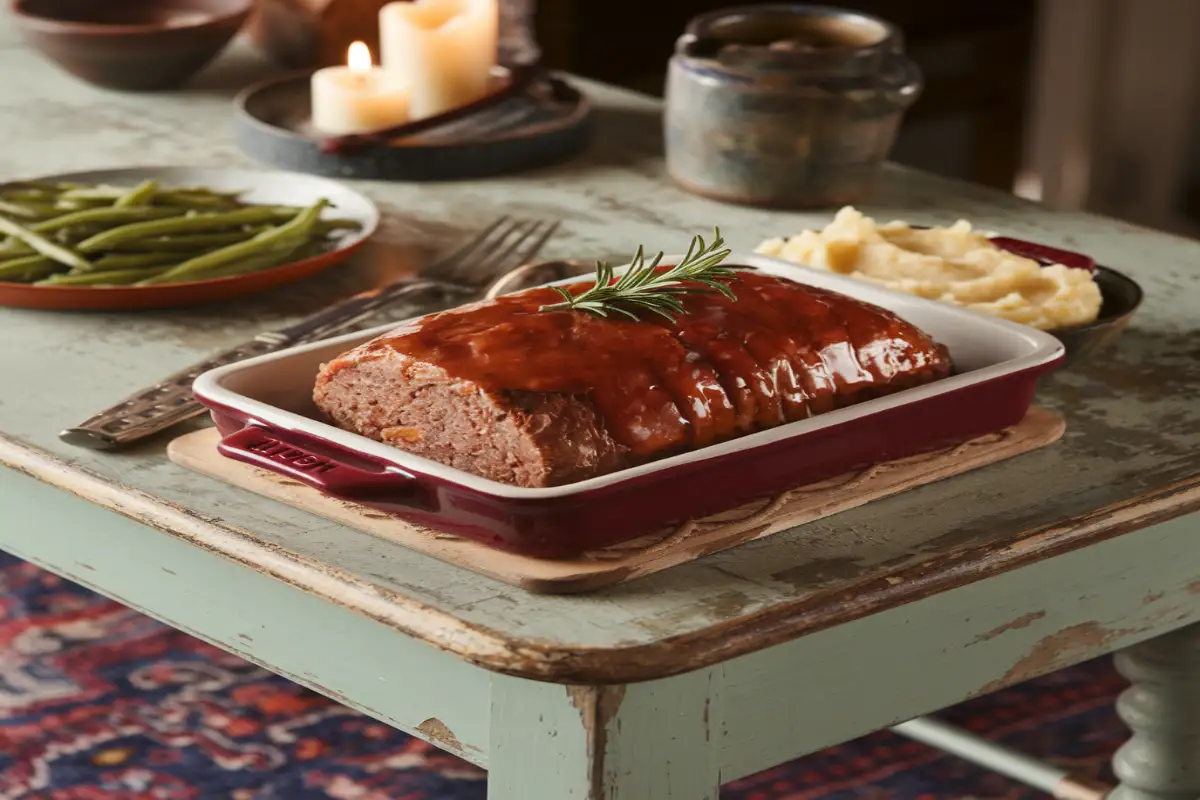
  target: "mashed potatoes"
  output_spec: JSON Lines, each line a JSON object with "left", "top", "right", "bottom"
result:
{"left": 755, "top": 207, "right": 1103, "bottom": 331}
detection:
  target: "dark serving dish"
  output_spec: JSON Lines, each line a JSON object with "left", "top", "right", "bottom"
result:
{"left": 12, "top": 0, "right": 253, "bottom": 91}
{"left": 814, "top": 231, "right": 1140, "bottom": 369}
{"left": 985, "top": 237, "right": 1142, "bottom": 368}
{"left": 193, "top": 252, "right": 1064, "bottom": 559}
{"left": 1044, "top": 265, "right": 1142, "bottom": 369}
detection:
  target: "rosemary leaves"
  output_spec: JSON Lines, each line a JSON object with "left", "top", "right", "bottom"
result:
{"left": 538, "top": 228, "right": 736, "bottom": 322}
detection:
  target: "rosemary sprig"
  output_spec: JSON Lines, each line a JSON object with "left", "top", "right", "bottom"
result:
{"left": 539, "top": 228, "right": 736, "bottom": 322}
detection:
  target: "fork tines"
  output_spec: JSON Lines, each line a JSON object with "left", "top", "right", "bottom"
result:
{"left": 442, "top": 217, "right": 560, "bottom": 286}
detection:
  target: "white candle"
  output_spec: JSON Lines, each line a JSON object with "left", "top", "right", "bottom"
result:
{"left": 310, "top": 42, "right": 410, "bottom": 136}
{"left": 379, "top": 0, "right": 499, "bottom": 121}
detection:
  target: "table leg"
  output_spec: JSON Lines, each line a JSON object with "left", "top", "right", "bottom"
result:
{"left": 1110, "top": 624, "right": 1200, "bottom": 800}
{"left": 487, "top": 668, "right": 721, "bottom": 799}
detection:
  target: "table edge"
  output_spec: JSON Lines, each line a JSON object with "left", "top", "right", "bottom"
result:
{"left": 3, "top": 433, "right": 1198, "bottom": 684}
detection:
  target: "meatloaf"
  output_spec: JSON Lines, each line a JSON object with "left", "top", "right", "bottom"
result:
{"left": 313, "top": 268, "right": 953, "bottom": 487}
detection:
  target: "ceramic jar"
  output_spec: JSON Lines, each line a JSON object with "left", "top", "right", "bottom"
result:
{"left": 664, "top": 4, "right": 922, "bottom": 208}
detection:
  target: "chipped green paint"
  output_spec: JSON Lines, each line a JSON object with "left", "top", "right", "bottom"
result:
{"left": 489, "top": 670, "right": 721, "bottom": 799}
{"left": 0, "top": 469, "right": 493, "bottom": 763}
{"left": 1110, "top": 625, "right": 1200, "bottom": 800}
{"left": 1, "top": 20, "right": 1199, "bottom": 799}
{"left": 0, "top": 40, "right": 1197, "bottom": 678}
{"left": 7, "top": 467, "right": 1198, "bottom": 797}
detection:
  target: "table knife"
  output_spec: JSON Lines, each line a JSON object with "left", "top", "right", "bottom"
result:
{"left": 59, "top": 276, "right": 457, "bottom": 451}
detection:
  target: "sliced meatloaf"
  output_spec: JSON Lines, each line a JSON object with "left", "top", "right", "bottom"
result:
{"left": 313, "top": 268, "right": 953, "bottom": 487}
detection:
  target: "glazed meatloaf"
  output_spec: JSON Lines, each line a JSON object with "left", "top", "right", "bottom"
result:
{"left": 313, "top": 268, "right": 953, "bottom": 487}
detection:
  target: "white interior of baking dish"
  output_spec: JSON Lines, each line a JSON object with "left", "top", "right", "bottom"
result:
{"left": 194, "top": 252, "right": 1065, "bottom": 499}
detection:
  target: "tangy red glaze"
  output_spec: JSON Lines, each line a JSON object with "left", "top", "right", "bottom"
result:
{"left": 345, "top": 268, "right": 952, "bottom": 457}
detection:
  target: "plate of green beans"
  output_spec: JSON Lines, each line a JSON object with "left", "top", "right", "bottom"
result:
{"left": 0, "top": 166, "right": 378, "bottom": 310}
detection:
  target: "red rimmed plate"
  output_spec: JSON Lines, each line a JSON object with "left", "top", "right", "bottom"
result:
{"left": 0, "top": 166, "right": 379, "bottom": 311}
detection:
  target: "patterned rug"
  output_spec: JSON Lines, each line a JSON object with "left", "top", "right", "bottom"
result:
{"left": 0, "top": 551, "right": 1125, "bottom": 799}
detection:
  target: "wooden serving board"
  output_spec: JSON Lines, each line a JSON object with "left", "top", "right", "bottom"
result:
{"left": 168, "top": 407, "right": 1065, "bottom": 594}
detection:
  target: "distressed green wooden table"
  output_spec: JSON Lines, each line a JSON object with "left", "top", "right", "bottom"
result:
{"left": 1, "top": 28, "right": 1200, "bottom": 800}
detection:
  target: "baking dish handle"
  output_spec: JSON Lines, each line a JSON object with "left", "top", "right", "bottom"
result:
{"left": 990, "top": 237, "right": 1096, "bottom": 272}
{"left": 218, "top": 425, "right": 423, "bottom": 506}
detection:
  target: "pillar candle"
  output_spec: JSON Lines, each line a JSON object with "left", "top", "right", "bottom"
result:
{"left": 311, "top": 42, "right": 410, "bottom": 135}
{"left": 379, "top": 0, "right": 499, "bottom": 121}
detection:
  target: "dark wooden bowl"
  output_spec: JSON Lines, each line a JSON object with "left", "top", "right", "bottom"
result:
{"left": 1049, "top": 265, "right": 1144, "bottom": 369}
{"left": 924, "top": 230, "right": 1142, "bottom": 369}
{"left": 12, "top": 0, "right": 252, "bottom": 91}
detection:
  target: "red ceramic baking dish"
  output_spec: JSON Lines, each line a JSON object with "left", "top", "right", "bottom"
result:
{"left": 192, "top": 251, "right": 1066, "bottom": 559}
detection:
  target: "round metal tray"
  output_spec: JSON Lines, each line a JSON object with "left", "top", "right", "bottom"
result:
{"left": 233, "top": 69, "right": 593, "bottom": 182}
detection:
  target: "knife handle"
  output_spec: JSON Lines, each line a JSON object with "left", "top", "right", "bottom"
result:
{"left": 59, "top": 336, "right": 292, "bottom": 451}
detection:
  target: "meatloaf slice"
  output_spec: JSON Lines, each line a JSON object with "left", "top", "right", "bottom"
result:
{"left": 314, "top": 354, "right": 624, "bottom": 487}
{"left": 313, "top": 268, "right": 953, "bottom": 488}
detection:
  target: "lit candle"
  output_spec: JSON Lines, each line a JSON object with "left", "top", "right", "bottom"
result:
{"left": 379, "top": 0, "right": 499, "bottom": 121}
{"left": 310, "top": 42, "right": 410, "bottom": 136}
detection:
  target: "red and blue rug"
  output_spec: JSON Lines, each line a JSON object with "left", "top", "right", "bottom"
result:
{"left": 0, "top": 551, "right": 1124, "bottom": 799}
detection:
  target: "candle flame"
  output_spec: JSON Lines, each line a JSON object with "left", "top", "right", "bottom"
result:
{"left": 347, "top": 41, "right": 372, "bottom": 71}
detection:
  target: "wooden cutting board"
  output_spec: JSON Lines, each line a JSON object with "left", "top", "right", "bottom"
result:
{"left": 168, "top": 407, "right": 1065, "bottom": 594}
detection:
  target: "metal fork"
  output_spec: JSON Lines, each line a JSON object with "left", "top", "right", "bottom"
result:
{"left": 280, "top": 216, "right": 559, "bottom": 344}
{"left": 60, "top": 216, "right": 560, "bottom": 451}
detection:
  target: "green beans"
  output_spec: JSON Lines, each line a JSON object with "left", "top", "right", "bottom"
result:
{"left": 37, "top": 267, "right": 174, "bottom": 287}
{"left": 61, "top": 185, "right": 239, "bottom": 202}
{"left": 0, "top": 213, "right": 90, "bottom": 271}
{"left": 1, "top": 182, "right": 73, "bottom": 201}
{"left": 104, "top": 228, "right": 271, "bottom": 253}
{"left": 0, "top": 199, "right": 57, "bottom": 220}
{"left": 77, "top": 207, "right": 312, "bottom": 251}
{"left": 34, "top": 206, "right": 180, "bottom": 235}
{"left": 0, "top": 208, "right": 179, "bottom": 264}
{"left": 0, "top": 239, "right": 30, "bottom": 256}
{"left": 316, "top": 219, "right": 363, "bottom": 233}
{"left": 0, "top": 179, "right": 362, "bottom": 287}
{"left": 60, "top": 186, "right": 247, "bottom": 212}
{"left": 91, "top": 252, "right": 182, "bottom": 270}
{"left": 113, "top": 179, "right": 158, "bottom": 208}
{"left": 57, "top": 186, "right": 143, "bottom": 200}
{"left": 0, "top": 255, "right": 62, "bottom": 282}
{"left": 138, "top": 200, "right": 328, "bottom": 285}
{"left": 174, "top": 251, "right": 297, "bottom": 283}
